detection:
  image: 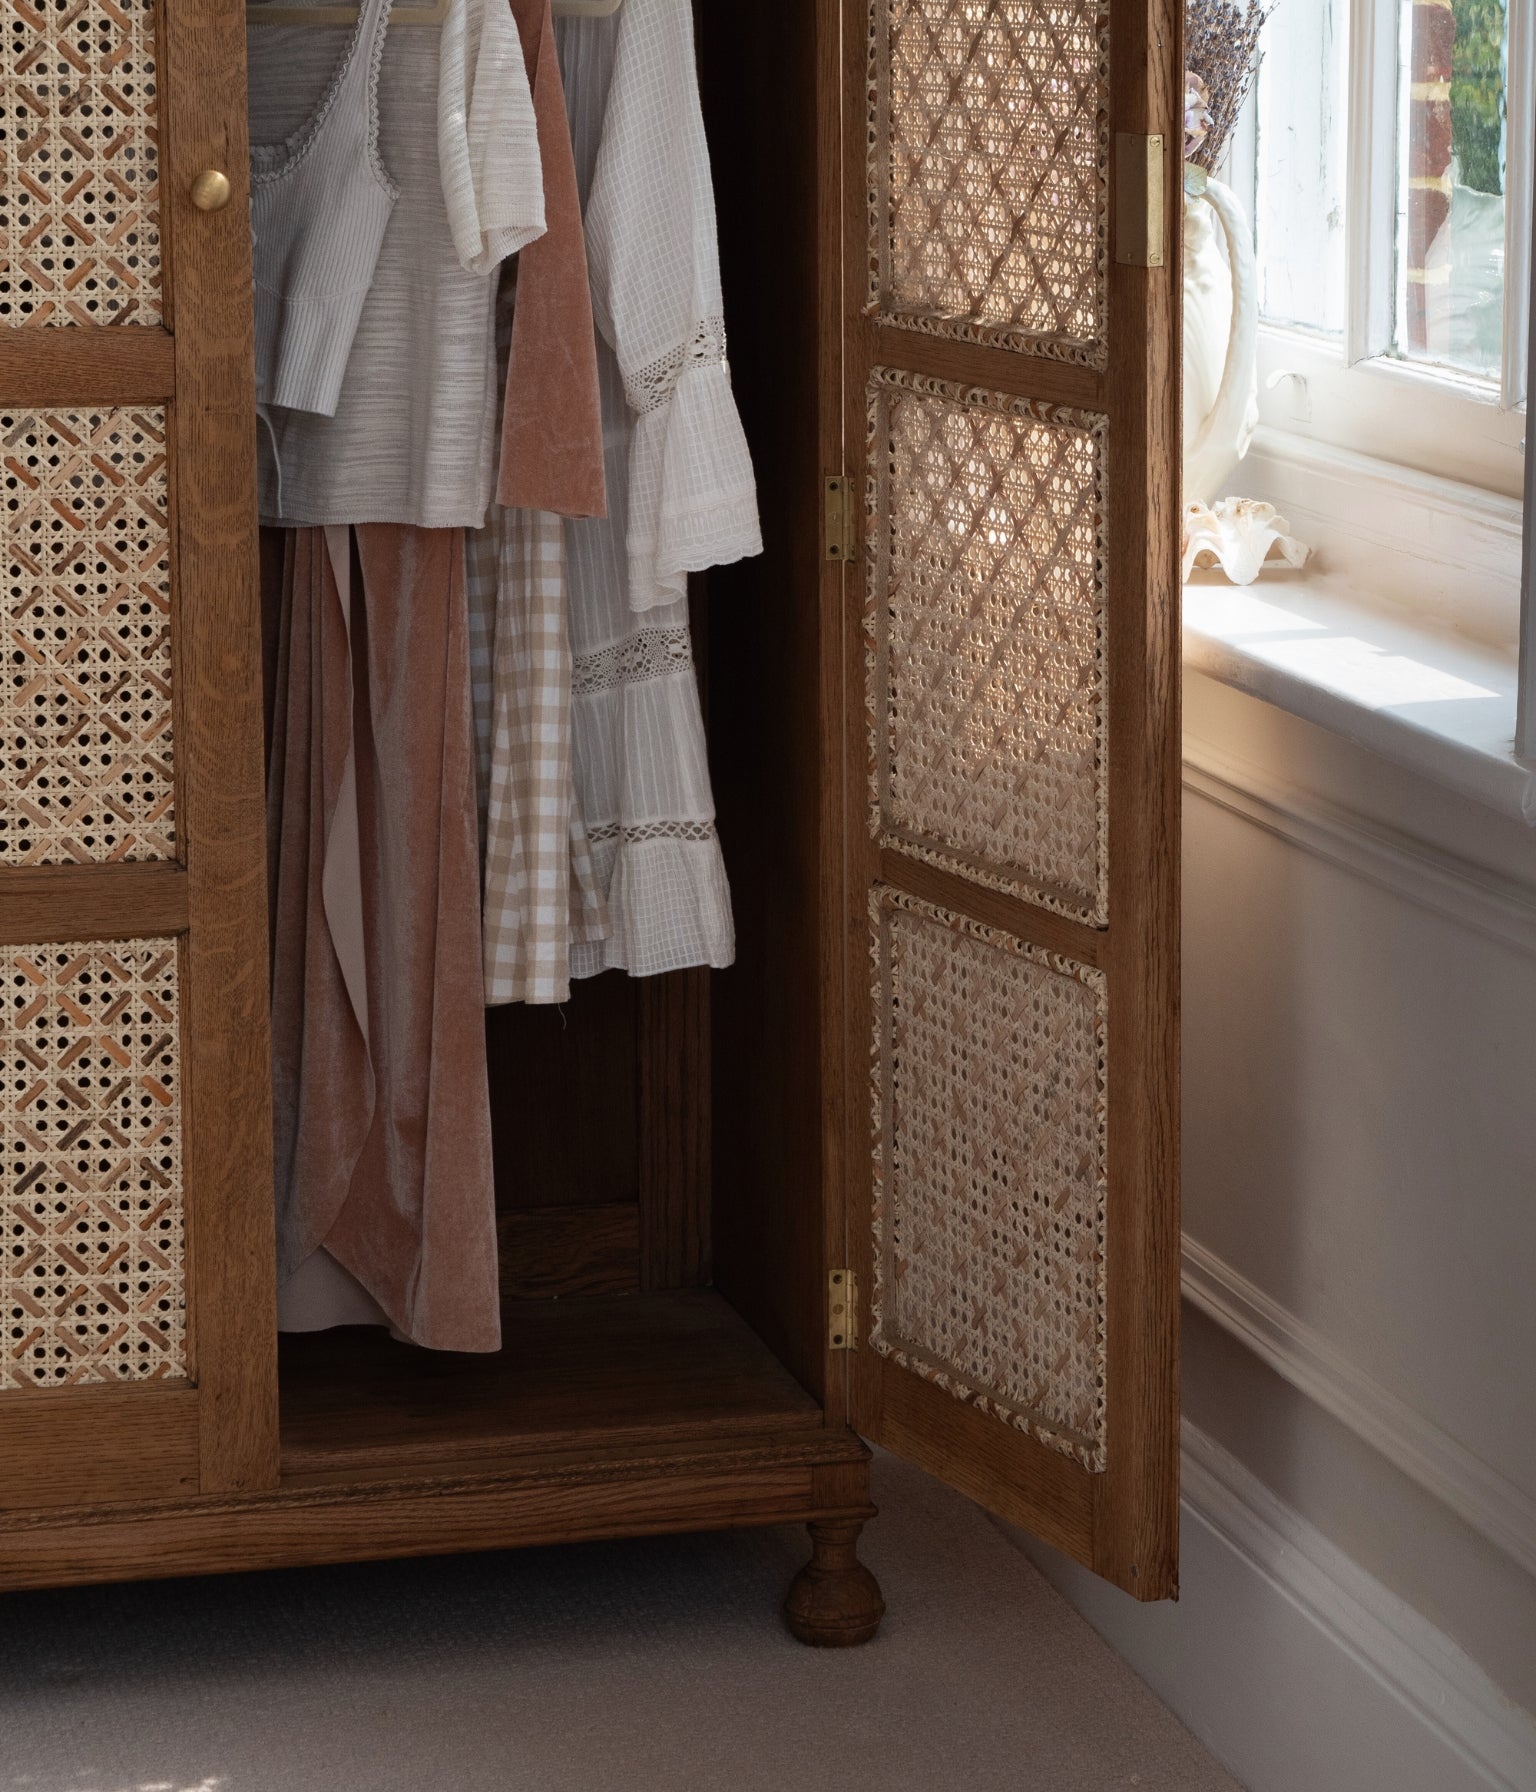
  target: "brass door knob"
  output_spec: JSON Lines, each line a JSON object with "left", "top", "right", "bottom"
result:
{"left": 190, "top": 169, "right": 232, "bottom": 212}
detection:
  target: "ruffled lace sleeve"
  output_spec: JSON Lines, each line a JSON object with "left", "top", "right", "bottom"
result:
{"left": 438, "top": 0, "right": 546, "bottom": 276}
{"left": 583, "top": 0, "right": 762, "bottom": 612}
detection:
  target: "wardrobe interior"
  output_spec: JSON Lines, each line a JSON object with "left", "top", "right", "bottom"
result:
{"left": 266, "top": 1, "right": 831, "bottom": 1473}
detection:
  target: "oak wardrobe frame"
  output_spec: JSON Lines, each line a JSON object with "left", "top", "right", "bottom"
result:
{"left": 0, "top": 0, "right": 1182, "bottom": 1637}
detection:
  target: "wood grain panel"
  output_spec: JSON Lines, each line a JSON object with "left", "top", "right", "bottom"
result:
{"left": 486, "top": 976, "right": 639, "bottom": 1212}
{"left": 0, "top": 1428, "right": 872, "bottom": 1592}
{"left": 876, "top": 1370, "right": 1093, "bottom": 1563}
{"left": 638, "top": 969, "right": 710, "bottom": 1289}
{"left": 877, "top": 847, "right": 1106, "bottom": 967}
{"left": 277, "top": 1291, "right": 819, "bottom": 1478}
{"left": 700, "top": 0, "right": 838, "bottom": 1415}
{"left": 0, "top": 864, "right": 189, "bottom": 943}
{"left": 0, "top": 1384, "right": 199, "bottom": 1512}
{"left": 160, "top": 0, "right": 278, "bottom": 1495}
{"left": 0, "top": 329, "right": 176, "bottom": 405}
{"left": 497, "top": 1204, "right": 640, "bottom": 1298}
{"left": 1093, "top": 0, "right": 1184, "bottom": 1601}
{"left": 868, "top": 321, "right": 1104, "bottom": 408}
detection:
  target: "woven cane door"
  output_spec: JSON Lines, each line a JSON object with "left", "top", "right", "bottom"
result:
{"left": 838, "top": 0, "right": 1182, "bottom": 1597}
{"left": 0, "top": 0, "right": 274, "bottom": 1511}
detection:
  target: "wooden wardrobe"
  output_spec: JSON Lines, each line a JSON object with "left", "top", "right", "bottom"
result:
{"left": 0, "top": 0, "right": 1182, "bottom": 1639}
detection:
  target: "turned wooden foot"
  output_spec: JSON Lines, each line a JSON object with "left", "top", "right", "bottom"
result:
{"left": 784, "top": 1516, "right": 885, "bottom": 1646}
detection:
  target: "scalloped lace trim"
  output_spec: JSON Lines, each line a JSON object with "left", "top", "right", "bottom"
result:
{"left": 360, "top": 0, "right": 394, "bottom": 189}
{"left": 571, "top": 625, "right": 694, "bottom": 696}
{"left": 250, "top": 0, "right": 397, "bottom": 195}
{"left": 623, "top": 315, "right": 727, "bottom": 416}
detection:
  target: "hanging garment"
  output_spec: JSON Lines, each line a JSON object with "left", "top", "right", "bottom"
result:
{"left": 247, "top": 0, "right": 544, "bottom": 529}
{"left": 497, "top": 0, "right": 606, "bottom": 519}
{"left": 463, "top": 0, "right": 606, "bottom": 1002}
{"left": 575, "top": 0, "right": 761, "bottom": 610}
{"left": 249, "top": 0, "right": 397, "bottom": 417}
{"left": 555, "top": 0, "right": 762, "bottom": 978}
{"left": 267, "top": 525, "right": 500, "bottom": 1352}
{"left": 466, "top": 510, "right": 608, "bottom": 1004}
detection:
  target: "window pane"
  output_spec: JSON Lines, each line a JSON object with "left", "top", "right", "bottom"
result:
{"left": 1393, "top": 0, "right": 1509, "bottom": 381}
{"left": 1254, "top": 0, "right": 1349, "bottom": 333}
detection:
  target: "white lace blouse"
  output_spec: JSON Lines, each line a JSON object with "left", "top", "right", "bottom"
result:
{"left": 556, "top": 0, "right": 762, "bottom": 980}
{"left": 247, "top": 0, "right": 545, "bottom": 529}
{"left": 578, "top": 0, "right": 762, "bottom": 610}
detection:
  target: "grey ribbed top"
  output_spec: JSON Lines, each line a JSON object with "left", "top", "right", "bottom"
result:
{"left": 246, "top": 0, "right": 545, "bottom": 528}
{"left": 249, "top": 0, "right": 397, "bottom": 418}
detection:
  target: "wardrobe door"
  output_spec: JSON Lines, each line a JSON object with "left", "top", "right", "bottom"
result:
{"left": 0, "top": 0, "right": 274, "bottom": 1511}
{"left": 839, "top": 0, "right": 1181, "bottom": 1597}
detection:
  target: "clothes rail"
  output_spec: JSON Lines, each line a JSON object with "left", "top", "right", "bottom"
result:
{"left": 246, "top": 0, "right": 620, "bottom": 27}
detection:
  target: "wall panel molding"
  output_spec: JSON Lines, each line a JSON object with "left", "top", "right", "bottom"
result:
{"left": 1183, "top": 740, "right": 1536, "bottom": 959}
{"left": 1182, "top": 1235, "right": 1536, "bottom": 1578}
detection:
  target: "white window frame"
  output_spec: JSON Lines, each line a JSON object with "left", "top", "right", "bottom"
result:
{"left": 1520, "top": 215, "right": 1536, "bottom": 758}
{"left": 1243, "top": 0, "right": 1536, "bottom": 502}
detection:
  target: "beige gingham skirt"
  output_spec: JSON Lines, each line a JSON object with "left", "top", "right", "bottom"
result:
{"left": 466, "top": 507, "right": 608, "bottom": 1005}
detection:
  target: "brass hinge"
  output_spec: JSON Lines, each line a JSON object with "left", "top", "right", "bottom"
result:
{"left": 829, "top": 1268, "right": 859, "bottom": 1350}
{"left": 1113, "top": 132, "right": 1166, "bottom": 269}
{"left": 823, "top": 473, "right": 856, "bottom": 563}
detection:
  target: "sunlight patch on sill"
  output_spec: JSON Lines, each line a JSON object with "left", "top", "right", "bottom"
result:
{"left": 1184, "top": 575, "right": 1534, "bottom": 824}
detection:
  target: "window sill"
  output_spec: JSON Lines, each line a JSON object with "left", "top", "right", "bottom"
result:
{"left": 1184, "top": 572, "right": 1533, "bottom": 824}
{"left": 1183, "top": 427, "right": 1534, "bottom": 825}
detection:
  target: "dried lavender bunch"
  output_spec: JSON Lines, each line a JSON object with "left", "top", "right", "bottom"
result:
{"left": 1185, "top": 0, "right": 1268, "bottom": 171}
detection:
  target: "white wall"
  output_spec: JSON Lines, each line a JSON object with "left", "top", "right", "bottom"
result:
{"left": 1022, "top": 669, "right": 1536, "bottom": 1789}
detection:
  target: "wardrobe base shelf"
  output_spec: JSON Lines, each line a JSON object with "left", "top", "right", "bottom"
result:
{"left": 277, "top": 1289, "right": 823, "bottom": 1480}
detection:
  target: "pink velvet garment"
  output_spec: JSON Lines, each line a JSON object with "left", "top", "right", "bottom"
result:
{"left": 496, "top": 0, "right": 606, "bottom": 519}
{"left": 266, "top": 526, "right": 501, "bottom": 1352}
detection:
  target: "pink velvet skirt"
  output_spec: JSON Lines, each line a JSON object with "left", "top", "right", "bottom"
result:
{"left": 266, "top": 525, "right": 500, "bottom": 1352}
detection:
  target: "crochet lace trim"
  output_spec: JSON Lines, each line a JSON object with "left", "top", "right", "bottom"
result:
{"left": 624, "top": 315, "right": 728, "bottom": 416}
{"left": 585, "top": 818, "right": 718, "bottom": 847}
{"left": 572, "top": 625, "right": 694, "bottom": 695}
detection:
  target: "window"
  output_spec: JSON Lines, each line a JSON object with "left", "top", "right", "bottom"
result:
{"left": 1228, "top": 0, "right": 1536, "bottom": 763}
{"left": 1233, "top": 0, "right": 1534, "bottom": 497}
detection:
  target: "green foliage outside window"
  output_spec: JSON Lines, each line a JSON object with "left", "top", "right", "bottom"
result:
{"left": 1450, "top": 0, "right": 1506, "bottom": 195}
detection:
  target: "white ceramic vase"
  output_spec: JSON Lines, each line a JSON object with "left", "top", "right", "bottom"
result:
{"left": 1182, "top": 165, "right": 1258, "bottom": 508}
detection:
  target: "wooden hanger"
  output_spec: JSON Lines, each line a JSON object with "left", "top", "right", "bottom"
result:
{"left": 246, "top": 0, "right": 618, "bottom": 23}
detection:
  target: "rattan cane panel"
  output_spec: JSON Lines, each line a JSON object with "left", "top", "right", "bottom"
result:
{"left": 2, "top": 937, "right": 186, "bottom": 1389}
{"left": 867, "top": 369, "right": 1107, "bottom": 924}
{"left": 0, "top": 0, "right": 162, "bottom": 326}
{"left": 870, "top": 888, "right": 1107, "bottom": 1469}
{"left": 0, "top": 407, "right": 174, "bottom": 864}
{"left": 868, "top": 0, "right": 1108, "bottom": 362}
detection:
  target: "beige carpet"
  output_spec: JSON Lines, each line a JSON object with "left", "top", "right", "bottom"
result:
{"left": 0, "top": 1453, "right": 1241, "bottom": 1791}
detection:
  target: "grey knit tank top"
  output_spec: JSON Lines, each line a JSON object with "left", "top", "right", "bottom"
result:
{"left": 249, "top": 0, "right": 397, "bottom": 418}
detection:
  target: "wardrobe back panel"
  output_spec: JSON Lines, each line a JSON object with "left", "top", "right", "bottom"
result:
{"left": 486, "top": 966, "right": 710, "bottom": 1297}
{"left": 0, "top": 0, "right": 277, "bottom": 1505}
{"left": 488, "top": 984, "right": 639, "bottom": 1212}
{"left": 703, "top": 0, "right": 839, "bottom": 1413}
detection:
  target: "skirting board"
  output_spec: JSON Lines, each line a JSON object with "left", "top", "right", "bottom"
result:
{"left": 1006, "top": 1422, "right": 1536, "bottom": 1792}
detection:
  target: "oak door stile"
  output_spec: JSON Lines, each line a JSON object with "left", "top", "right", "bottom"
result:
{"left": 162, "top": 0, "right": 277, "bottom": 1496}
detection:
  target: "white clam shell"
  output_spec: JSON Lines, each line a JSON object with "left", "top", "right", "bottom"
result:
{"left": 1182, "top": 497, "right": 1311, "bottom": 586}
